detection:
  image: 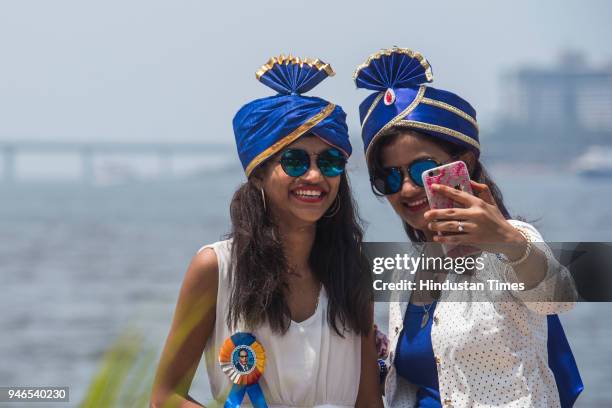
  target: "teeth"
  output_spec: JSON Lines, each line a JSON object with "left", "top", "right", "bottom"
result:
{"left": 406, "top": 197, "right": 427, "bottom": 207}
{"left": 294, "top": 189, "right": 322, "bottom": 197}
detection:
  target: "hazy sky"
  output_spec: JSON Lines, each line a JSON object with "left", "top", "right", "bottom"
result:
{"left": 1, "top": 0, "right": 611, "bottom": 144}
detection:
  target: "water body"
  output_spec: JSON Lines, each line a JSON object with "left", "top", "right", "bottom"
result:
{"left": 0, "top": 162, "right": 610, "bottom": 406}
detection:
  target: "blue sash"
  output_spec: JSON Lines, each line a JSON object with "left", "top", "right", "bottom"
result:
{"left": 547, "top": 314, "right": 584, "bottom": 407}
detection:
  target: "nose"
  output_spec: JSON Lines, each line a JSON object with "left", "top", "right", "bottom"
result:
{"left": 398, "top": 174, "right": 421, "bottom": 196}
{"left": 300, "top": 156, "right": 324, "bottom": 182}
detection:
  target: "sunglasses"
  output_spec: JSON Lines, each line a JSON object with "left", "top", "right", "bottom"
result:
{"left": 370, "top": 158, "right": 441, "bottom": 196}
{"left": 278, "top": 147, "right": 347, "bottom": 178}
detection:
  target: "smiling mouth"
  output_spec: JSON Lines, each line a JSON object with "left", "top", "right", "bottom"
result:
{"left": 291, "top": 188, "right": 327, "bottom": 203}
{"left": 402, "top": 197, "right": 429, "bottom": 212}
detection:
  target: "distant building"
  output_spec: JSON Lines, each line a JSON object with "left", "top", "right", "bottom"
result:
{"left": 500, "top": 52, "right": 612, "bottom": 136}
{"left": 486, "top": 53, "right": 612, "bottom": 164}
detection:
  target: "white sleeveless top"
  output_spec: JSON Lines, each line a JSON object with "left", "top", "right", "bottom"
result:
{"left": 198, "top": 240, "right": 361, "bottom": 408}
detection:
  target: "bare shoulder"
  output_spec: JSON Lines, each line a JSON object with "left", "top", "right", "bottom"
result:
{"left": 150, "top": 245, "right": 220, "bottom": 404}
{"left": 179, "top": 245, "right": 219, "bottom": 297}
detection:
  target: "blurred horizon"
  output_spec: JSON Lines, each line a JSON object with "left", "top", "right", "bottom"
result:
{"left": 1, "top": 0, "right": 612, "bottom": 143}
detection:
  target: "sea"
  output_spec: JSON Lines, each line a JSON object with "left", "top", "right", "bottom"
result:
{"left": 1, "top": 154, "right": 611, "bottom": 407}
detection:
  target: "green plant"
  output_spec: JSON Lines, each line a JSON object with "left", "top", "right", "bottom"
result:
{"left": 79, "top": 330, "right": 156, "bottom": 408}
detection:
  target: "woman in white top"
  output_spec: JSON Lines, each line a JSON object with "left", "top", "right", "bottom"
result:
{"left": 150, "top": 56, "right": 382, "bottom": 408}
{"left": 353, "top": 48, "right": 579, "bottom": 407}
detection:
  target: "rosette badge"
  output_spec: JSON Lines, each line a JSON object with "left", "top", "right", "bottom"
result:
{"left": 219, "top": 332, "right": 268, "bottom": 407}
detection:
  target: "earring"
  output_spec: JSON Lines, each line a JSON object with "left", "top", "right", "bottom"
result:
{"left": 324, "top": 195, "right": 340, "bottom": 218}
{"left": 260, "top": 188, "right": 267, "bottom": 212}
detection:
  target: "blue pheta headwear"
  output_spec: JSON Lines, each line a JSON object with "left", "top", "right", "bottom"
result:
{"left": 354, "top": 47, "right": 480, "bottom": 164}
{"left": 233, "top": 55, "right": 351, "bottom": 177}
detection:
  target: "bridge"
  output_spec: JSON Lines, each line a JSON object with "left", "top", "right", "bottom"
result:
{"left": 0, "top": 141, "right": 233, "bottom": 183}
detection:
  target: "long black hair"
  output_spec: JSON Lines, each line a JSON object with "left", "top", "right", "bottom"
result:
{"left": 226, "top": 167, "right": 372, "bottom": 336}
{"left": 369, "top": 129, "right": 513, "bottom": 242}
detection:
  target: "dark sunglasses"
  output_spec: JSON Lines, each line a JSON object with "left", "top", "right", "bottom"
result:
{"left": 370, "top": 158, "right": 441, "bottom": 196}
{"left": 279, "top": 147, "right": 346, "bottom": 178}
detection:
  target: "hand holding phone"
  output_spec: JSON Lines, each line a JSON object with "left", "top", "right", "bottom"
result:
{"left": 422, "top": 161, "right": 480, "bottom": 258}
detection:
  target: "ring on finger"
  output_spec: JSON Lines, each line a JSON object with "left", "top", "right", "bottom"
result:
{"left": 457, "top": 221, "right": 465, "bottom": 233}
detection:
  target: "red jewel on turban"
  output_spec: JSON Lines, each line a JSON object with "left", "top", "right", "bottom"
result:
{"left": 384, "top": 88, "right": 396, "bottom": 105}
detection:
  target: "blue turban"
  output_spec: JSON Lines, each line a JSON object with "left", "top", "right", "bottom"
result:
{"left": 353, "top": 47, "right": 480, "bottom": 164}
{"left": 233, "top": 55, "right": 351, "bottom": 177}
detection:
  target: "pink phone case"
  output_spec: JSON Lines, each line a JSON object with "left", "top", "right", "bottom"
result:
{"left": 422, "top": 161, "right": 480, "bottom": 259}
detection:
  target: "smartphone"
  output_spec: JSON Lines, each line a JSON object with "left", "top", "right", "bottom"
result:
{"left": 422, "top": 160, "right": 480, "bottom": 259}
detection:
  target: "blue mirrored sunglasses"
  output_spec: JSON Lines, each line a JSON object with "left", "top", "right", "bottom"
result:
{"left": 371, "top": 158, "right": 440, "bottom": 196}
{"left": 279, "top": 147, "right": 346, "bottom": 178}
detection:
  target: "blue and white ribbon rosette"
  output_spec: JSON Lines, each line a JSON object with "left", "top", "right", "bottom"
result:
{"left": 219, "top": 332, "right": 268, "bottom": 408}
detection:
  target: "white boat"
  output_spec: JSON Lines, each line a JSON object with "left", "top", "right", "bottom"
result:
{"left": 573, "top": 146, "right": 612, "bottom": 177}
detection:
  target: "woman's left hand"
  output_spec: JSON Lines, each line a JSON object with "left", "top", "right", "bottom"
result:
{"left": 423, "top": 181, "right": 525, "bottom": 254}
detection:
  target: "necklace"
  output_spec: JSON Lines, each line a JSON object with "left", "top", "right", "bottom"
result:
{"left": 414, "top": 265, "right": 439, "bottom": 329}
{"left": 421, "top": 302, "right": 434, "bottom": 328}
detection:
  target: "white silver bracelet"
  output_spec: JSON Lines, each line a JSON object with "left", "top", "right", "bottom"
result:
{"left": 499, "top": 227, "right": 532, "bottom": 266}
